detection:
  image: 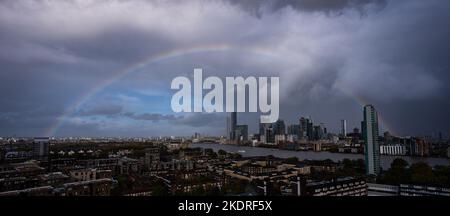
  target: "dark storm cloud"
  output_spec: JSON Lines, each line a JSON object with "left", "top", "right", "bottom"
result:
{"left": 0, "top": 0, "right": 449, "bottom": 137}
{"left": 123, "top": 112, "right": 179, "bottom": 122}
{"left": 49, "top": 27, "right": 177, "bottom": 64}
{"left": 77, "top": 104, "right": 124, "bottom": 117}
{"left": 175, "top": 113, "right": 225, "bottom": 128}
{"left": 52, "top": 120, "right": 107, "bottom": 138}
{"left": 225, "top": 0, "right": 387, "bottom": 15}
{"left": 122, "top": 112, "right": 222, "bottom": 128}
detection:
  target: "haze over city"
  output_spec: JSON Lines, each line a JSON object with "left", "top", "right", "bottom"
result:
{"left": 1, "top": 0, "right": 449, "bottom": 137}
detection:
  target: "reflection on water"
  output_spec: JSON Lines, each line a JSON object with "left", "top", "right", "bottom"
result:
{"left": 191, "top": 143, "right": 450, "bottom": 170}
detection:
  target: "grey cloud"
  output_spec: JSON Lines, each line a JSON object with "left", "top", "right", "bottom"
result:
{"left": 77, "top": 104, "right": 123, "bottom": 117}
{"left": 122, "top": 112, "right": 223, "bottom": 128}
{"left": 123, "top": 112, "right": 179, "bottom": 122}
{"left": 174, "top": 113, "right": 225, "bottom": 128}
{"left": 0, "top": 0, "right": 449, "bottom": 137}
{"left": 225, "top": 0, "right": 387, "bottom": 15}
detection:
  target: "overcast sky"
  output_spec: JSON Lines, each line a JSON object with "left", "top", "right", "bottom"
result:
{"left": 0, "top": 0, "right": 449, "bottom": 138}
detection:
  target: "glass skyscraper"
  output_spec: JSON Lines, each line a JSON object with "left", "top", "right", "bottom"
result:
{"left": 363, "top": 105, "right": 380, "bottom": 175}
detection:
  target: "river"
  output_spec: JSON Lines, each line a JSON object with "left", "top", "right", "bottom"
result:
{"left": 190, "top": 143, "right": 450, "bottom": 170}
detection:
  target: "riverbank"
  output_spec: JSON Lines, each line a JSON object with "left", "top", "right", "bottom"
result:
{"left": 191, "top": 143, "right": 450, "bottom": 170}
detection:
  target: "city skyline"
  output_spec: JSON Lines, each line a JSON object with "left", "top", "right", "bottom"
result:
{"left": 1, "top": 0, "right": 450, "bottom": 138}
{"left": 0, "top": 107, "right": 441, "bottom": 140}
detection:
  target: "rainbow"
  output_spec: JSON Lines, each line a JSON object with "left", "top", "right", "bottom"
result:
{"left": 45, "top": 44, "right": 278, "bottom": 136}
{"left": 46, "top": 44, "right": 397, "bottom": 136}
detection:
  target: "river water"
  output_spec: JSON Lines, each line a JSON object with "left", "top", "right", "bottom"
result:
{"left": 191, "top": 143, "right": 450, "bottom": 170}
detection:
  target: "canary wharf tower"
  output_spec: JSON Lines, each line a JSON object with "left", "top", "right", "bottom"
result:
{"left": 363, "top": 105, "right": 381, "bottom": 175}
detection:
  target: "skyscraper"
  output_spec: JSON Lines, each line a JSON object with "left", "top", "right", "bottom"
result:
{"left": 287, "top": 124, "right": 300, "bottom": 136}
{"left": 273, "top": 119, "right": 286, "bottom": 135}
{"left": 299, "top": 117, "right": 307, "bottom": 138}
{"left": 226, "top": 116, "right": 230, "bottom": 139}
{"left": 319, "top": 123, "right": 326, "bottom": 139}
{"left": 235, "top": 125, "right": 248, "bottom": 142}
{"left": 306, "top": 117, "right": 313, "bottom": 141}
{"left": 287, "top": 124, "right": 300, "bottom": 142}
{"left": 313, "top": 126, "right": 321, "bottom": 140}
{"left": 341, "top": 119, "right": 347, "bottom": 137}
{"left": 264, "top": 126, "right": 275, "bottom": 144}
{"left": 259, "top": 121, "right": 273, "bottom": 143}
{"left": 363, "top": 105, "right": 380, "bottom": 175}
{"left": 230, "top": 112, "right": 237, "bottom": 141}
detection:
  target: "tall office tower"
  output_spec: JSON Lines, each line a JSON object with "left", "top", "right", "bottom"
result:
{"left": 226, "top": 116, "right": 231, "bottom": 139}
{"left": 259, "top": 122, "right": 265, "bottom": 135}
{"left": 236, "top": 125, "right": 248, "bottom": 142}
{"left": 306, "top": 118, "right": 313, "bottom": 141}
{"left": 273, "top": 119, "right": 286, "bottom": 135}
{"left": 313, "top": 126, "right": 320, "bottom": 140}
{"left": 341, "top": 119, "right": 347, "bottom": 137}
{"left": 319, "top": 123, "right": 326, "bottom": 139}
{"left": 33, "top": 137, "right": 49, "bottom": 161}
{"left": 230, "top": 112, "right": 237, "bottom": 141}
{"left": 265, "top": 126, "right": 275, "bottom": 144}
{"left": 287, "top": 124, "right": 300, "bottom": 136}
{"left": 259, "top": 122, "right": 271, "bottom": 142}
{"left": 363, "top": 105, "right": 380, "bottom": 175}
{"left": 299, "top": 117, "right": 307, "bottom": 138}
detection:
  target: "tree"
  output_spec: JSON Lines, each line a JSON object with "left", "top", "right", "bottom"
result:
{"left": 151, "top": 181, "right": 170, "bottom": 196}
{"left": 391, "top": 158, "right": 409, "bottom": 169}
{"left": 342, "top": 159, "right": 353, "bottom": 169}
{"left": 206, "top": 186, "right": 222, "bottom": 196}
{"left": 284, "top": 157, "right": 299, "bottom": 164}
{"left": 191, "top": 186, "right": 206, "bottom": 196}
{"left": 433, "top": 165, "right": 450, "bottom": 187}
{"left": 338, "top": 159, "right": 356, "bottom": 176}
{"left": 225, "top": 179, "right": 248, "bottom": 194}
{"left": 380, "top": 158, "right": 409, "bottom": 185}
{"left": 218, "top": 149, "right": 227, "bottom": 156}
{"left": 159, "top": 145, "right": 169, "bottom": 156}
{"left": 354, "top": 159, "right": 366, "bottom": 174}
{"left": 410, "top": 162, "right": 434, "bottom": 185}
